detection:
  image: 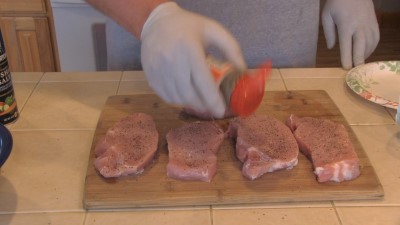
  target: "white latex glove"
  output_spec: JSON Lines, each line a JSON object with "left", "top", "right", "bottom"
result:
{"left": 140, "top": 2, "right": 245, "bottom": 118}
{"left": 322, "top": 0, "right": 380, "bottom": 69}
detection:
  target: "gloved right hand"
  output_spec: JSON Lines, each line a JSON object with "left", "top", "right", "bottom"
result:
{"left": 140, "top": 2, "right": 246, "bottom": 118}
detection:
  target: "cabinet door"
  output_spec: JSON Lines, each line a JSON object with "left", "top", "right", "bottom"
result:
{"left": 0, "top": 0, "right": 46, "bottom": 14}
{"left": 0, "top": 16, "right": 55, "bottom": 72}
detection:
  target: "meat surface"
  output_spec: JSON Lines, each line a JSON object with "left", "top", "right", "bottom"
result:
{"left": 166, "top": 121, "right": 225, "bottom": 182}
{"left": 94, "top": 113, "right": 159, "bottom": 178}
{"left": 183, "top": 107, "right": 235, "bottom": 120}
{"left": 286, "top": 114, "right": 360, "bottom": 183}
{"left": 228, "top": 115, "right": 299, "bottom": 180}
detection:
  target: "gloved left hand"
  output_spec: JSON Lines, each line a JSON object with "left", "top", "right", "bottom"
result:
{"left": 322, "top": 0, "right": 380, "bottom": 69}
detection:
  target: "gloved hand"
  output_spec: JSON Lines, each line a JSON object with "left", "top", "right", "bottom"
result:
{"left": 322, "top": 0, "right": 380, "bottom": 69}
{"left": 140, "top": 2, "right": 246, "bottom": 118}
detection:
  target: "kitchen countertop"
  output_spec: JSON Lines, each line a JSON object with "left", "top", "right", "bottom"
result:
{"left": 0, "top": 69, "right": 399, "bottom": 225}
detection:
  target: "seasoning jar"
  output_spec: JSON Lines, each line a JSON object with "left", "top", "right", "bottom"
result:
{"left": 0, "top": 29, "right": 19, "bottom": 124}
{"left": 207, "top": 56, "right": 272, "bottom": 116}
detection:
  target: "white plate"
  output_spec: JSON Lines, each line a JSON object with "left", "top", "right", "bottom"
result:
{"left": 346, "top": 61, "right": 400, "bottom": 109}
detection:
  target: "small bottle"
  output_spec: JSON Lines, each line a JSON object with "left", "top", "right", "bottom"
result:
{"left": 0, "top": 29, "right": 19, "bottom": 124}
{"left": 207, "top": 56, "right": 272, "bottom": 116}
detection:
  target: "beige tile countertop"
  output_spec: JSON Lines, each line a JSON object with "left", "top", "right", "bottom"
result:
{"left": 0, "top": 69, "right": 399, "bottom": 225}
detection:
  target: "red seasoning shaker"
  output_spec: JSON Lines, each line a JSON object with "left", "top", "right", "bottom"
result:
{"left": 207, "top": 57, "right": 272, "bottom": 116}
{"left": 0, "top": 29, "right": 19, "bottom": 124}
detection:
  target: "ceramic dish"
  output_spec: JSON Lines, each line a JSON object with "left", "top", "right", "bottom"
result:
{"left": 0, "top": 123, "right": 13, "bottom": 167}
{"left": 346, "top": 61, "right": 400, "bottom": 109}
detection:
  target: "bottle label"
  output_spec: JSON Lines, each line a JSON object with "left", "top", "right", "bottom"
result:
{"left": 0, "top": 31, "right": 19, "bottom": 124}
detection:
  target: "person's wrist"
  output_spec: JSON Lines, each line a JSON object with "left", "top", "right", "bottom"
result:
{"left": 140, "top": 1, "right": 179, "bottom": 39}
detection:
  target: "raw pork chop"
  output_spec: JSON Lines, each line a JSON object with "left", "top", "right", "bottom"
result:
{"left": 227, "top": 115, "right": 299, "bottom": 180}
{"left": 183, "top": 107, "right": 234, "bottom": 120}
{"left": 286, "top": 114, "right": 360, "bottom": 183}
{"left": 94, "top": 113, "right": 159, "bottom": 178}
{"left": 166, "top": 122, "right": 225, "bottom": 182}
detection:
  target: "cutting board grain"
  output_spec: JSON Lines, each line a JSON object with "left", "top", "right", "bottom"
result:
{"left": 83, "top": 90, "right": 383, "bottom": 209}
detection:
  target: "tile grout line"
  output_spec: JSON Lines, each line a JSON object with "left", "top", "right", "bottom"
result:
{"left": 349, "top": 123, "right": 396, "bottom": 126}
{"left": 42, "top": 71, "right": 123, "bottom": 83}
{"left": 20, "top": 73, "right": 44, "bottom": 110}
{"left": 3, "top": 205, "right": 399, "bottom": 216}
{"left": 10, "top": 128, "right": 96, "bottom": 132}
{"left": 82, "top": 211, "right": 88, "bottom": 225}
{"left": 8, "top": 76, "right": 44, "bottom": 131}
{"left": 331, "top": 201, "right": 344, "bottom": 225}
{"left": 210, "top": 206, "right": 214, "bottom": 225}
{"left": 0, "top": 210, "right": 86, "bottom": 215}
{"left": 39, "top": 72, "right": 47, "bottom": 82}
{"left": 116, "top": 71, "right": 124, "bottom": 95}
{"left": 276, "top": 69, "right": 289, "bottom": 92}
{"left": 39, "top": 80, "right": 122, "bottom": 83}
{"left": 383, "top": 107, "right": 396, "bottom": 121}
{"left": 41, "top": 71, "right": 124, "bottom": 83}
{"left": 16, "top": 72, "right": 44, "bottom": 112}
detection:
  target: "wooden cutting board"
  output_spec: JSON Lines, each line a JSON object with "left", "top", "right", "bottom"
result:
{"left": 83, "top": 90, "right": 383, "bottom": 209}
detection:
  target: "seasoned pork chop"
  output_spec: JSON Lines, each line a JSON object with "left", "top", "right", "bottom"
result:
{"left": 183, "top": 107, "right": 234, "bottom": 120}
{"left": 228, "top": 115, "right": 299, "bottom": 180}
{"left": 166, "top": 122, "right": 225, "bottom": 182}
{"left": 94, "top": 113, "right": 158, "bottom": 178}
{"left": 286, "top": 114, "right": 360, "bottom": 182}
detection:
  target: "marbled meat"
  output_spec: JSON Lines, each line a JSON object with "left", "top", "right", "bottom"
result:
{"left": 94, "top": 113, "right": 159, "bottom": 178}
{"left": 228, "top": 114, "right": 299, "bottom": 180}
{"left": 166, "top": 121, "right": 225, "bottom": 182}
{"left": 286, "top": 114, "right": 360, "bottom": 182}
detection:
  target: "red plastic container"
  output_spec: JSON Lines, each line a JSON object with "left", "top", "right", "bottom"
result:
{"left": 208, "top": 57, "right": 272, "bottom": 116}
